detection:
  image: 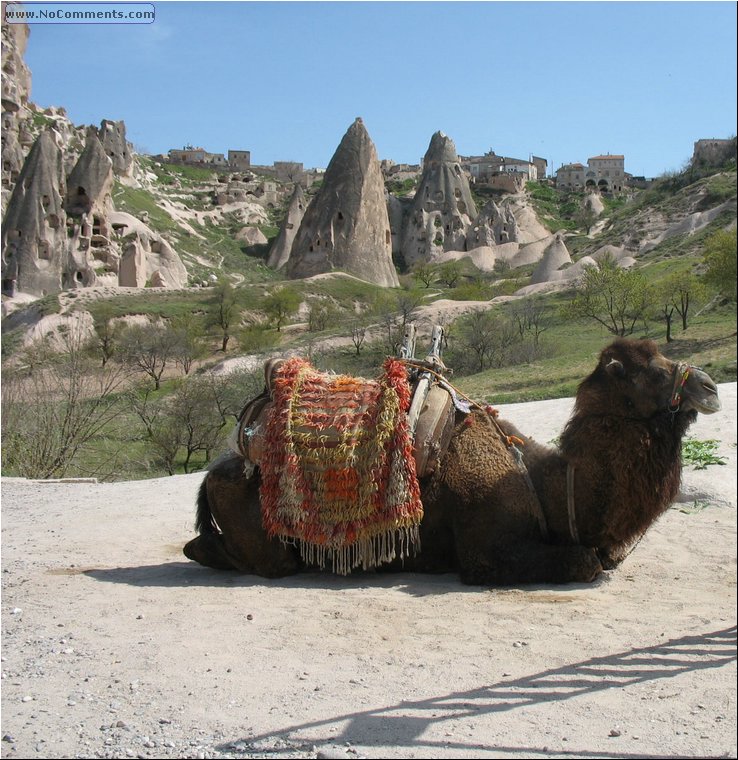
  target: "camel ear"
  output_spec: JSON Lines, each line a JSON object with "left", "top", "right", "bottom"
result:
{"left": 604, "top": 357, "right": 626, "bottom": 378}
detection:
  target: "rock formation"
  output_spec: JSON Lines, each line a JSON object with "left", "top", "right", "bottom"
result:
{"left": 1, "top": 130, "right": 78, "bottom": 296}
{"left": 2, "top": 21, "right": 33, "bottom": 211}
{"left": 119, "top": 233, "right": 187, "bottom": 288}
{"left": 98, "top": 119, "right": 133, "bottom": 177}
{"left": 267, "top": 184, "right": 307, "bottom": 269}
{"left": 400, "top": 131, "right": 477, "bottom": 268}
{"left": 64, "top": 129, "right": 119, "bottom": 282}
{"left": 65, "top": 128, "right": 114, "bottom": 218}
{"left": 583, "top": 191, "right": 605, "bottom": 218}
{"left": 286, "top": 118, "right": 398, "bottom": 288}
{"left": 530, "top": 234, "right": 574, "bottom": 284}
{"left": 466, "top": 200, "right": 519, "bottom": 248}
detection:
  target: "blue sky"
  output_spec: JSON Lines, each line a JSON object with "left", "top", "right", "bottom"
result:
{"left": 21, "top": 1, "right": 738, "bottom": 178}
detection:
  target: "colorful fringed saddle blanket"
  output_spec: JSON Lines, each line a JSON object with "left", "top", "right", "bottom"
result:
{"left": 258, "top": 357, "right": 423, "bottom": 574}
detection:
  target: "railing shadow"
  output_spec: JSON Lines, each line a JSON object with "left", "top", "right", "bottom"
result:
{"left": 215, "top": 626, "right": 736, "bottom": 757}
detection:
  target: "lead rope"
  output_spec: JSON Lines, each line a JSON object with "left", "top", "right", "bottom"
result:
{"left": 399, "top": 359, "right": 549, "bottom": 542}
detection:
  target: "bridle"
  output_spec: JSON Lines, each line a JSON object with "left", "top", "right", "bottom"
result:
{"left": 566, "top": 360, "right": 695, "bottom": 547}
{"left": 668, "top": 361, "right": 693, "bottom": 414}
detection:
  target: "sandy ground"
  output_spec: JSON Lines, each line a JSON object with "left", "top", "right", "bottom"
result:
{"left": 1, "top": 385, "right": 736, "bottom": 760}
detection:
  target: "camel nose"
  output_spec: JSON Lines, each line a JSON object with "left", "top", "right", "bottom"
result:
{"left": 691, "top": 368, "right": 722, "bottom": 413}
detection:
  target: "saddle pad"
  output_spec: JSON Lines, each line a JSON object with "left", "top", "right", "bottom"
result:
{"left": 259, "top": 357, "right": 423, "bottom": 574}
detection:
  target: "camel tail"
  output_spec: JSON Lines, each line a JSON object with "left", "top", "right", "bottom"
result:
{"left": 195, "top": 475, "right": 217, "bottom": 535}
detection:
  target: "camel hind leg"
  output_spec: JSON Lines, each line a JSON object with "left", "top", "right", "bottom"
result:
{"left": 183, "top": 478, "right": 240, "bottom": 570}
{"left": 183, "top": 454, "right": 301, "bottom": 578}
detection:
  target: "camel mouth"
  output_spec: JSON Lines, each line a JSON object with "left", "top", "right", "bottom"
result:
{"left": 685, "top": 386, "right": 723, "bottom": 414}
{"left": 690, "top": 394, "right": 721, "bottom": 414}
{"left": 682, "top": 370, "right": 721, "bottom": 414}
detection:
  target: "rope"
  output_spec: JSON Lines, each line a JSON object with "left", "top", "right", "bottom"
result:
{"left": 399, "top": 360, "right": 521, "bottom": 449}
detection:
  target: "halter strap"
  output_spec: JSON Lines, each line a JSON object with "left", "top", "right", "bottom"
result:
{"left": 669, "top": 362, "right": 692, "bottom": 413}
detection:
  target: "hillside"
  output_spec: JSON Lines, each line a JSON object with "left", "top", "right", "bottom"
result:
{"left": 1, "top": 18, "right": 735, "bottom": 481}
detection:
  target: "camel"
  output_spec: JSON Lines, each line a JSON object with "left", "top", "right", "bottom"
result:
{"left": 183, "top": 338, "right": 721, "bottom": 585}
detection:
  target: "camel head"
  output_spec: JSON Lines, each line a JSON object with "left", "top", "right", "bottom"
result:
{"left": 580, "top": 338, "right": 721, "bottom": 420}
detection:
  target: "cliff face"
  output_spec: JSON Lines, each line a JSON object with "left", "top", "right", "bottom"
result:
{"left": 286, "top": 118, "right": 399, "bottom": 288}
{"left": 2, "top": 21, "right": 34, "bottom": 213}
{"left": 400, "top": 131, "right": 477, "bottom": 268}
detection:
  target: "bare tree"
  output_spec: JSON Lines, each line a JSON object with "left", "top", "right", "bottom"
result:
{"left": 171, "top": 313, "right": 206, "bottom": 375}
{"left": 1, "top": 328, "right": 129, "bottom": 479}
{"left": 349, "top": 320, "right": 368, "bottom": 355}
{"left": 119, "top": 321, "right": 180, "bottom": 390}
{"left": 509, "top": 298, "right": 549, "bottom": 347}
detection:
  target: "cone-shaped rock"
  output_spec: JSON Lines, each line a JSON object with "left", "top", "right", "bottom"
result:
{"left": 1, "top": 130, "right": 72, "bottom": 296}
{"left": 286, "top": 118, "right": 398, "bottom": 287}
{"left": 65, "top": 129, "right": 114, "bottom": 217}
{"left": 530, "top": 234, "right": 572, "bottom": 284}
{"left": 400, "top": 131, "right": 477, "bottom": 268}
{"left": 267, "top": 184, "right": 307, "bottom": 270}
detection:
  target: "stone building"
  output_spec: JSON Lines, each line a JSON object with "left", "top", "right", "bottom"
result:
{"left": 460, "top": 151, "right": 538, "bottom": 182}
{"left": 556, "top": 154, "right": 625, "bottom": 193}
{"left": 228, "top": 149, "right": 251, "bottom": 170}
{"left": 531, "top": 155, "right": 548, "bottom": 180}
{"left": 168, "top": 146, "right": 226, "bottom": 166}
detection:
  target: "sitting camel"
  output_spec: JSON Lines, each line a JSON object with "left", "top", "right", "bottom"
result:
{"left": 183, "top": 338, "right": 721, "bottom": 585}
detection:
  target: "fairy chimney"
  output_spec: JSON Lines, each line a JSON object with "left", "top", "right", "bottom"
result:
{"left": 0, "top": 130, "right": 79, "bottom": 296}
{"left": 65, "top": 129, "right": 114, "bottom": 218}
{"left": 400, "top": 131, "right": 477, "bottom": 268}
{"left": 286, "top": 118, "right": 398, "bottom": 287}
{"left": 97, "top": 119, "right": 133, "bottom": 176}
{"left": 267, "top": 183, "right": 307, "bottom": 270}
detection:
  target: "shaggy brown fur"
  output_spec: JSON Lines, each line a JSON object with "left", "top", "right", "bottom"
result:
{"left": 183, "top": 339, "right": 721, "bottom": 585}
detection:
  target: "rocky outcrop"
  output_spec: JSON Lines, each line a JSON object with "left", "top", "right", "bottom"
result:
{"left": 286, "top": 118, "right": 398, "bottom": 288}
{"left": 65, "top": 129, "right": 114, "bottom": 218}
{"left": 236, "top": 226, "right": 268, "bottom": 247}
{"left": 119, "top": 232, "right": 187, "bottom": 289}
{"left": 2, "top": 21, "right": 33, "bottom": 211}
{"left": 530, "top": 234, "right": 573, "bottom": 284}
{"left": 98, "top": 119, "right": 133, "bottom": 177}
{"left": 1, "top": 22, "right": 31, "bottom": 114}
{"left": 583, "top": 192, "right": 605, "bottom": 217}
{"left": 466, "top": 200, "right": 519, "bottom": 248}
{"left": 267, "top": 184, "right": 306, "bottom": 269}
{"left": 1, "top": 130, "right": 81, "bottom": 296}
{"left": 400, "top": 132, "right": 477, "bottom": 268}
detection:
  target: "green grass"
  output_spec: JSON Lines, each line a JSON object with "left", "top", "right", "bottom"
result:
{"left": 112, "top": 183, "right": 180, "bottom": 234}
{"left": 681, "top": 438, "right": 728, "bottom": 469}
